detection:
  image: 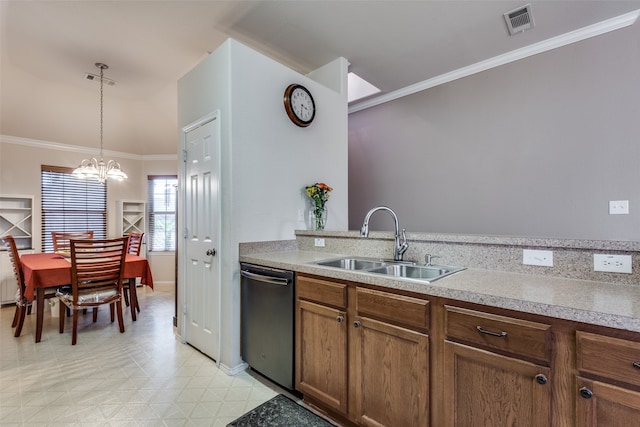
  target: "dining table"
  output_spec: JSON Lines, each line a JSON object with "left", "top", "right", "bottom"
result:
{"left": 21, "top": 252, "right": 154, "bottom": 343}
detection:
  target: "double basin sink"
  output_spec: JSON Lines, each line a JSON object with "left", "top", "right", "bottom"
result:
{"left": 313, "top": 257, "right": 465, "bottom": 283}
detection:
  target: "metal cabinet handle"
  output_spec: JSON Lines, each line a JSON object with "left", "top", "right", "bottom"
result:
{"left": 353, "top": 321, "right": 361, "bottom": 328}
{"left": 336, "top": 316, "right": 344, "bottom": 323}
{"left": 206, "top": 248, "right": 216, "bottom": 256}
{"left": 579, "top": 387, "right": 593, "bottom": 399}
{"left": 476, "top": 326, "right": 507, "bottom": 338}
{"left": 633, "top": 361, "right": 640, "bottom": 369}
{"left": 535, "top": 374, "right": 547, "bottom": 385}
{"left": 240, "top": 270, "right": 290, "bottom": 286}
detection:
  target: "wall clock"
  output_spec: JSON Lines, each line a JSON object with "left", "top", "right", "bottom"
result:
{"left": 283, "top": 84, "right": 315, "bottom": 127}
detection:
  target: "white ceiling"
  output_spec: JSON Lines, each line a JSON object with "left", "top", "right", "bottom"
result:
{"left": 2, "top": 1, "right": 639, "bottom": 156}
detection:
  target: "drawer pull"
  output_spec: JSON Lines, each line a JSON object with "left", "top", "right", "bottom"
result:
{"left": 336, "top": 315, "right": 344, "bottom": 323}
{"left": 579, "top": 387, "right": 593, "bottom": 399}
{"left": 476, "top": 326, "right": 508, "bottom": 338}
{"left": 633, "top": 361, "right": 640, "bottom": 369}
{"left": 535, "top": 374, "right": 548, "bottom": 385}
{"left": 354, "top": 321, "right": 361, "bottom": 328}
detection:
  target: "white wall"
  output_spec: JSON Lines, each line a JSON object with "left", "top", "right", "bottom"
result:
{"left": 230, "top": 41, "right": 349, "bottom": 241}
{"left": 147, "top": 252, "right": 176, "bottom": 288}
{"left": 177, "top": 39, "right": 348, "bottom": 371}
{"left": 0, "top": 137, "right": 178, "bottom": 284}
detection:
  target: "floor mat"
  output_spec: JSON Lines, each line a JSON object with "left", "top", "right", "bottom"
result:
{"left": 227, "top": 394, "right": 334, "bottom": 427}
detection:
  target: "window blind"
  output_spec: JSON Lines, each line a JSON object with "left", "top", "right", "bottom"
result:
{"left": 147, "top": 175, "right": 178, "bottom": 252}
{"left": 41, "top": 165, "right": 107, "bottom": 252}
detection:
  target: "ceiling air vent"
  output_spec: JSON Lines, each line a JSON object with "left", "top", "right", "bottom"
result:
{"left": 504, "top": 4, "right": 534, "bottom": 35}
{"left": 84, "top": 72, "right": 117, "bottom": 86}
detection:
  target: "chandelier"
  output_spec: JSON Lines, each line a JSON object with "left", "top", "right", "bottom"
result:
{"left": 73, "top": 63, "right": 127, "bottom": 184}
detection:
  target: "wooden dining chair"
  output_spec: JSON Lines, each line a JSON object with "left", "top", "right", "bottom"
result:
{"left": 52, "top": 231, "right": 94, "bottom": 252}
{"left": 122, "top": 232, "right": 144, "bottom": 319}
{"left": 56, "top": 237, "right": 128, "bottom": 345}
{"left": 1, "top": 235, "right": 32, "bottom": 337}
{"left": 52, "top": 231, "right": 96, "bottom": 318}
{"left": 1, "top": 235, "right": 58, "bottom": 338}
{"left": 127, "top": 232, "right": 144, "bottom": 256}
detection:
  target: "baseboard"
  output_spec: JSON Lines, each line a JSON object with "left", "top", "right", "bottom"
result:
{"left": 220, "top": 361, "right": 249, "bottom": 376}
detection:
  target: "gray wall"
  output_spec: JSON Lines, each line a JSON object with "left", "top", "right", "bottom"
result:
{"left": 348, "top": 23, "right": 640, "bottom": 241}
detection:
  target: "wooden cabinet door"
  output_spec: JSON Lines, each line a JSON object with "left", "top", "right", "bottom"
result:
{"left": 295, "top": 299, "right": 348, "bottom": 414}
{"left": 352, "top": 316, "right": 429, "bottom": 427}
{"left": 576, "top": 377, "right": 640, "bottom": 427}
{"left": 443, "top": 341, "right": 551, "bottom": 427}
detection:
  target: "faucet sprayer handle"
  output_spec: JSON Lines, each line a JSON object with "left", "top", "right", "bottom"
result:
{"left": 397, "top": 229, "right": 409, "bottom": 256}
{"left": 424, "top": 254, "right": 440, "bottom": 266}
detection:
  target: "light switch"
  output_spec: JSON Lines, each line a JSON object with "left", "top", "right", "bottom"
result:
{"left": 523, "top": 249, "right": 553, "bottom": 267}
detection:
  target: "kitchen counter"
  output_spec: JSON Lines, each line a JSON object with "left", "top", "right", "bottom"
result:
{"left": 240, "top": 250, "right": 640, "bottom": 333}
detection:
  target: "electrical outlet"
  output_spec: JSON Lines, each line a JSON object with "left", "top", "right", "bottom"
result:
{"left": 594, "top": 254, "right": 632, "bottom": 273}
{"left": 609, "top": 200, "right": 629, "bottom": 215}
{"left": 523, "top": 249, "right": 553, "bottom": 267}
{"left": 298, "top": 209, "right": 305, "bottom": 221}
{"left": 314, "top": 238, "right": 325, "bottom": 247}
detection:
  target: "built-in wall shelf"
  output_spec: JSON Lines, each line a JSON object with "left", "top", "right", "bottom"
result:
{"left": 116, "top": 199, "right": 146, "bottom": 251}
{"left": 0, "top": 195, "right": 34, "bottom": 304}
{"left": 0, "top": 195, "right": 34, "bottom": 250}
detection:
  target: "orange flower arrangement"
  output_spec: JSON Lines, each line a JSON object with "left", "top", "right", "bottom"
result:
{"left": 305, "top": 182, "right": 333, "bottom": 230}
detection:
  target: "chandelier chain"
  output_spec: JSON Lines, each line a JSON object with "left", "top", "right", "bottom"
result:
{"left": 99, "top": 64, "right": 104, "bottom": 157}
{"left": 72, "top": 62, "right": 127, "bottom": 183}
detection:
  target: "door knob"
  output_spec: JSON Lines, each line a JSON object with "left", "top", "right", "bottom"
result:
{"left": 206, "top": 249, "right": 216, "bottom": 256}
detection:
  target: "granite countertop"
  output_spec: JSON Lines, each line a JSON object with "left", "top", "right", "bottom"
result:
{"left": 240, "top": 250, "right": 640, "bottom": 333}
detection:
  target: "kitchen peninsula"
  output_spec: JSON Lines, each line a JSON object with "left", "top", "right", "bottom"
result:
{"left": 240, "top": 231, "right": 640, "bottom": 427}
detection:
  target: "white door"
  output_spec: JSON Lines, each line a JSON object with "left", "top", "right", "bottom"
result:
{"left": 183, "top": 114, "right": 220, "bottom": 360}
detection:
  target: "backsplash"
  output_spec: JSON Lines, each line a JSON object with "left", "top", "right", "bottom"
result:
{"left": 292, "top": 231, "right": 640, "bottom": 286}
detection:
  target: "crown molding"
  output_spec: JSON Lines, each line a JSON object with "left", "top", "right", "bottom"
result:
{"left": 0, "top": 135, "right": 176, "bottom": 161}
{"left": 349, "top": 9, "right": 640, "bottom": 113}
{"left": 141, "top": 153, "right": 177, "bottom": 161}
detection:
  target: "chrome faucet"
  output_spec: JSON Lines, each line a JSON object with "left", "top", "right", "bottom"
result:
{"left": 360, "top": 206, "right": 409, "bottom": 261}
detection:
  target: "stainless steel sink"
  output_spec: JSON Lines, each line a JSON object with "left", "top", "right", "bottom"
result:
{"left": 314, "top": 258, "right": 387, "bottom": 270}
{"left": 313, "top": 256, "right": 465, "bottom": 283}
{"left": 367, "top": 264, "right": 465, "bottom": 282}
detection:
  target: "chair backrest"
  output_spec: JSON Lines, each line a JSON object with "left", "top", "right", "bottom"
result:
{"left": 126, "top": 232, "right": 144, "bottom": 256}
{"left": 69, "top": 237, "right": 128, "bottom": 306}
{"left": 1, "top": 235, "right": 25, "bottom": 302}
{"left": 52, "top": 231, "right": 94, "bottom": 252}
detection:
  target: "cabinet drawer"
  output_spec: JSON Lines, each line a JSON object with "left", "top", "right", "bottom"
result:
{"left": 296, "top": 275, "right": 347, "bottom": 309}
{"left": 577, "top": 331, "right": 640, "bottom": 388}
{"left": 356, "top": 287, "right": 429, "bottom": 330}
{"left": 445, "top": 305, "right": 551, "bottom": 363}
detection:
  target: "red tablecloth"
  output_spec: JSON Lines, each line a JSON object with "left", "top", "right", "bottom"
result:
{"left": 21, "top": 253, "right": 154, "bottom": 301}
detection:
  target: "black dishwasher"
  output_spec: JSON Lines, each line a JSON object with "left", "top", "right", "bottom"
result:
{"left": 240, "top": 263, "right": 295, "bottom": 390}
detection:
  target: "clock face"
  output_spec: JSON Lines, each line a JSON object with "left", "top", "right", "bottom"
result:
{"left": 284, "top": 84, "right": 315, "bottom": 127}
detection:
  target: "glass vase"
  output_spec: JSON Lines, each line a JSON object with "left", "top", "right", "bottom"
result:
{"left": 311, "top": 207, "right": 327, "bottom": 231}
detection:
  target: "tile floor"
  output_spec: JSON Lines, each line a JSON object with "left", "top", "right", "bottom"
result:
{"left": 0, "top": 284, "right": 285, "bottom": 426}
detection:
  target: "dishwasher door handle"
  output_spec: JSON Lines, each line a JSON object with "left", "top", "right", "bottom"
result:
{"left": 240, "top": 270, "right": 291, "bottom": 286}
